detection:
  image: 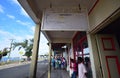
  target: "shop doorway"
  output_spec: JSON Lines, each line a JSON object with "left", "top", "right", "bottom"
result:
{"left": 95, "top": 34, "right": 120, "bottom": 78}
{"left": 95, "top": 17, "right": 120, "bottom": 78}
{"left": 73, "top": 31, "right": 93, "bottom": 78}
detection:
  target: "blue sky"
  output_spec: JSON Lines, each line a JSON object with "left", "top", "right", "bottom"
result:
{"left": 0, "top": 0, "right": 48, "bottom": 57}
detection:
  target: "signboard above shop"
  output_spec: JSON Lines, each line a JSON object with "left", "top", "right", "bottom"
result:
{"left": 41, "top": 8, "right": 89, "bottom": 31}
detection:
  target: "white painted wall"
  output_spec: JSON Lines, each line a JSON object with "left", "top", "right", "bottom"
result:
{"left": 88, "top": 0, "right": 120, "bottom": 78}
{"left": 89, "top": 0, "right": 120, "bottom": 31}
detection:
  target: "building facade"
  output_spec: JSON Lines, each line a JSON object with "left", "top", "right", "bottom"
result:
{"left": 18, "top": 0, "right": 120, "bottom": 78}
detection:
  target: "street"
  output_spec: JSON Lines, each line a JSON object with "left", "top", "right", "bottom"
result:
{"left": 0, "top": 60, "right": 48, "bottom": 78}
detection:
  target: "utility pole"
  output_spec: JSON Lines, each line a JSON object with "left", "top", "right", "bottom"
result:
{"left": 7, "top": 39, "right": 14, "bottom": 62}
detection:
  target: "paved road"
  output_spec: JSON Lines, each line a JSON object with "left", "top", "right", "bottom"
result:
{"left": 0, "top": 60, "right": 48, "bottom": 78}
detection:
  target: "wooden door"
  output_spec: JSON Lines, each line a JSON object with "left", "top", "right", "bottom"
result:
{"left": 96, "top": 34, "right": 120, "bottom": 78}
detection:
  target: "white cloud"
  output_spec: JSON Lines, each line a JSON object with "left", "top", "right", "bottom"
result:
{"left": 0, "top": 4, "right": 4, "bottom": 13}
{"left": 16, "top": 20, "right": 31, "bottom": 27}
{"left": 0, "top": 30, "right": 23, "bottom": 42}
{"left": 10, "top": 0, "right": 20, "bottom": 6}
{"left": 39, "top": 43, "right": 49, "bottom": 55}
{"left": 10, "top": 0, "right": 29, "bottom": 17}
{"left": 39, "top": 33, "right": 49, "bottom": 55}
{"left": 0, "top": 29, "right": 34, "bottom": 43}
{"left": 40, "top": 33, "right": 48, "bottom": 43}
{"left": 16, "top": 20, "right": 35, "bottom": 34}
{"left": 20, "top": 8, "right": 29, "bottom": 17}
{"left": 7, "top": 14, "right": 15, "bottom": 19}
{"left": 0, "top": 30, "right": 32, "bottom": 42}
{"left": 26, "top": 35, "right": 34, "bottom": 40}
{"left": 0, "top": 29, "right": 49, "bottom": 57}
{"left": 0, "top": 30, "right": 18, "bottom": 50}
{"left": 0, "top": 29, "right": 35, "bottom": 57}
{"left": 30, "top": 26, "right": 35, "bottom": 33}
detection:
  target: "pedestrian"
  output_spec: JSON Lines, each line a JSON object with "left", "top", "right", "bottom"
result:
{"left": 52, "top": 56, "right": 55, "bottom": 69}
{"left": 63, "top": 57, "right": 67, "bottom": 70}
{"left": 84, "top": 57, "right": 92, "bottom": 78}
{"left": 70, "top": 58, "right": 74, "bottom": 78}
{"left": 71, "top": 59, "right": 77, "bottom": 78}
{"left": 55, "top": 56, "right": 59, "bottom": 69}
{"left": 58, "top": 56, "right": 61, "bottom": 69}
{"left": 61, "top": 57, "right": 64, "bottom": 69}
{"left": 78, "top": 57, "right": 87, "bottom": 78}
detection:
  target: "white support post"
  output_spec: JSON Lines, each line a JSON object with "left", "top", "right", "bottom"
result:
{"left": 29, "top": 24, "right": 41, "bottom": 78}
{"left": 48, "top": 43, "right": 52, "bottom": 78}
{"left": 87, "top": 33, "right": 103, "bottom": 78}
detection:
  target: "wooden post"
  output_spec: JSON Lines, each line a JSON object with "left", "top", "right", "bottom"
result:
{"left": 29, "top": 24, "right": 41, "bottom": 78}
{"left": 48, "top": 43, "right": 52, "bottom": 78}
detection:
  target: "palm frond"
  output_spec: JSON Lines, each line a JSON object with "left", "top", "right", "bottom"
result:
{"left": 12, "top": 38, "right": 33, "bottom": 58}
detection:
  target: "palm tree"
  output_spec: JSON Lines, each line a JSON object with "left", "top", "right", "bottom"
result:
{"left": 13, "top": 39, "right": 34, "bottom": 60}
{"left": 0, "top": 48, "right": 10, "bottom": 61}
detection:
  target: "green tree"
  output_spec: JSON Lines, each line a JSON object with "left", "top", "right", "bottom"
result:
{"left": 13, "top": 39, "right": 34, "bottom": 60}
{"left": 0, "top": 48, "right": 10, "bottom": 60}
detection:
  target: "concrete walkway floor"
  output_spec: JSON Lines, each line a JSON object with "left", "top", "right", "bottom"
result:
{"left": 42, "top": 69, "right": 70, "bottom": 78}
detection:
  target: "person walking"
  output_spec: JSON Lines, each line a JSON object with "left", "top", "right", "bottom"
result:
{"left": 84, "top": 57, "right": 92, "bottom": 78}
{"left": 71, "top": 59, "right": 77, "bottom": 78}
{"left": 52, "top": 56, "right": 55, "bottom": 69}
{"left": 78, "top": 57, "right": 87, "bottom": 78}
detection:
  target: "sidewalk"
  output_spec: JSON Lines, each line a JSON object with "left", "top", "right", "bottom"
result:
{"left": 51, "top": 69, "right": 70, "bottom": 78}
{"left": 41, "top": 68, "right": 70, "bottom": 78}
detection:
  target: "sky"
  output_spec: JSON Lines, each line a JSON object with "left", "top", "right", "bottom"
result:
{"left": 0, "top": 0, "right": 49, "bottom": 57}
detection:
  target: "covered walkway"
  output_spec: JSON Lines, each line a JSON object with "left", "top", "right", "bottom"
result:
{"left": 18, "top": 0, "right": 120, "bottom": 78}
